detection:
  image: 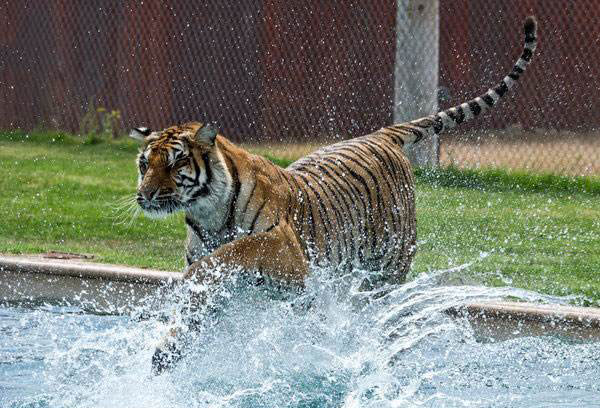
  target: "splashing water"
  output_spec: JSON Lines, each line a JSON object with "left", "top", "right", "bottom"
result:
{"left": 1, "top": 263, "right": 599, "bottom": 408}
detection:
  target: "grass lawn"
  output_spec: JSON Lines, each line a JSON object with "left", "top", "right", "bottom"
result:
{"left": 1, "top": 130, "right": 599, "bottom": 305}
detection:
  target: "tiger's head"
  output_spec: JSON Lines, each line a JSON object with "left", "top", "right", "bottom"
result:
{"left": 129, "top": 122, "right": 231, "bottom": 218}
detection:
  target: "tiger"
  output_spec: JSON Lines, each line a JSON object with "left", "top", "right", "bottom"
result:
{"left": 130, "top": 16, "right": 537, "bottom": 372}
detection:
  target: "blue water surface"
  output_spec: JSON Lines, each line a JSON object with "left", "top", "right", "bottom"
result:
{"left": 2, "top": 266, "right": 600, "bottom": 408}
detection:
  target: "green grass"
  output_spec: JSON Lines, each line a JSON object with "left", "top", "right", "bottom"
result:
{"left": 261, "top": 154, "right": 295, "bottom": 169}
{"left": 1, "top": 130, "right": 599, "bottom": 305}
{"left": 415, "top": 166, "right": 600, "bottom": 195}
{"left": 0, "top": 130, "right": 185, "bottom": 270}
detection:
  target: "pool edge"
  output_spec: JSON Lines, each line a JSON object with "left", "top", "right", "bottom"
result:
{"left": 2, "top": 255, "right": 599, "bottom": 336}
{"left": 0, "top": 254, "right": 182, "bottom": 284}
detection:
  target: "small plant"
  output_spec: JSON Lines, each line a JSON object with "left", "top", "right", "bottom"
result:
{"left": 79, "top": 98, "right": 100, "bottom": 144}
{"left": 79, "top": 98, "right": 123, "bottom": 144}
{"left": 100, "top": 108, "right": 122, "bottom": 140}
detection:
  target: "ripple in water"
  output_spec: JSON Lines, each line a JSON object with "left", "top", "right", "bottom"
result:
{"left": 1, "top": 264, "right": 599, "bottom": 408}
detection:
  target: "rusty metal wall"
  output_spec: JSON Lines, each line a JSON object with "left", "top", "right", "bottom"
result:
{"left": 0, "top": 1, "right": 267, "bottom": 142}
{"left": 0, "top": 0, "right": 598, "bottom": 174}
{"left": 0, "top": 0, "right": 396, "bottom": 143}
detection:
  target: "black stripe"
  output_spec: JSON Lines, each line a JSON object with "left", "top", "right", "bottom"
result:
{"left": 135, "top": 127, "right": 152, "bottom": 136}
{"left": 395, "top": 157, "right": 415, "bottom": 272}
{"left": 433, "top": 115, "right": 444, "bottom": 133}
{"left": 202, "top": 152, "right": 213, "bottom": 185}
{"left": 190, "top": 153, "right": 213, "bottom": 199}
{"left": 280, "top": 173, "right": 297, "bottom": 220}
{"left": 287, "top": 174, "right": 307, "bottom": 232}
{"left": 455, "top": 106, "right": 466, "bottom": 124}
{"left": 348, "top": 141, "right": 396, "bottom": 183}
{"left": 482, "top": 94, "right": 495, "bottom": 107}
{"left": 319, "top": 159, "right": 368, "bottom": 227}
{"left": 494, "top": 81, "right": 509, "bottom": 97}
{"left": 177, "top": 174, "right": 196, "bottom": 183}
{"left": 363, "top": 139, "right": 406, "bottom": 236}
{"left": 303, "top": 196, "right": 317, "bottom": 253}
{"left": 445, "top": 108, "right": 458, "bottom": 123}
{"left": 337, "top": 146, "right": 384, "bottom": 193}
{"left": 378, "top": 128, "right": 405, "bottom": 146}
{"left": 468, "top": 100, "right": 482, "bottom": 116}
{"left": 301, "top": 171, "right": 347, "bottom": 262}
{"left": 300, "top": 166, "right": 354, "bottom": 259}
{"left": 524, "top": 18, "right": 536, "bottom": 37}
{"left": 508, "top": 72, "right": 520, "bottom": 81}
{"left": 361, "top": 139, "right": 405, "bottom": 232}
{"left": 185, "top": 216, "right": 218, "bottom": 253}
{"left": 223, "top": 157, "right": 241, "bottom": 232}
{"left": 365, "top": 139, "right": 403, "bottom": 185}
{"left": 321, "top": 155, "right": 374, "bottom": 238}
{"left": 404, "top": 126, "right": 425, "bottom": 143}
{"left": 315, "top": 161, "right": 363, "bottom": 256}
{"left": 413, "top": 116, "right": 442, "bottom": 135}
{"left": 240, "top": 180, "right": 256, "bottom": 217}
{"left": 513, "top": 64, "right": 524, "bottom": 74}
{"left": 353, "top": 140, "right": 404, "bottom": 232}
{"left": 293, "top": 173, "right": 332, "bottom": 257}
{"left": 332, "top": 150, "right": 384, "bottom": 251}
{"left": 249, "top": 201, "right": 266, "bottom": 233}
{"left": 407, "top": 126, "right": 425, "bottom": 138}
{"left": 296, "top": 173, "right": 335, "bottom": 261}
{"left": 521, "top": 48, "right": 533, "bottom": 62}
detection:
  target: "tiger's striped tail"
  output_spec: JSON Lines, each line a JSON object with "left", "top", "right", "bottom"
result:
{"left": 382, "top": 16, "right": 537, "bottom": 144}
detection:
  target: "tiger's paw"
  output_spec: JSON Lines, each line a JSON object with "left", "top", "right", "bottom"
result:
{"left": 151, "top": 326, "right": 186, "bottom": 375}
{"left": 151, "top": 338, "right": 183, "bottom": 375}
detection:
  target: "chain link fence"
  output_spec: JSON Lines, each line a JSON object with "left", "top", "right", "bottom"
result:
{"left": 438, "top": 0, "right": 600, "bottom": 177}
{"left": 0, "top": 0, "right": 598, "bottom": 176}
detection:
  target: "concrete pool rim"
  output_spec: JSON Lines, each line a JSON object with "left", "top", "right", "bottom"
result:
{"left": 0, "top": 254, "right": 181, "bottom": 284}
{"left": 1, "top": 254, "right": 599, "bottom": 334}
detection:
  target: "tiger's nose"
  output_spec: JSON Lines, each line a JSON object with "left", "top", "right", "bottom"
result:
{"left": 138, "top": 187, "right": 159, "bottom": 201}
{"left": 138, "top": 186, "right": 175, "bottom": 201}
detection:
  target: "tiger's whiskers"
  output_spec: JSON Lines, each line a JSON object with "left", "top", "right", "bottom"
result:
{"left": 111, "top": 194, "right": 142, "bottom": 227}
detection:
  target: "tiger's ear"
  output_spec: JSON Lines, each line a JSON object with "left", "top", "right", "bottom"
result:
{"left": 129, "top": 127, "right": 152, "bottom": 142}
{"left": 194, "top": 124, "right": 218, "bottom": 146}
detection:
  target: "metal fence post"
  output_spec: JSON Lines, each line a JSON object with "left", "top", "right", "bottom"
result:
{"left": 394, "top": 0, "right": 440, "bottom": 167}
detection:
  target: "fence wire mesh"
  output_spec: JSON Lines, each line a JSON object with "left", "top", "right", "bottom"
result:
{"left": 0, "top": 0, "right": 598, "bottom": 176}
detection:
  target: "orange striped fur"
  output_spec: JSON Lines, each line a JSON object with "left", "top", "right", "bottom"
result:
{"left": 137, "top": 16, "right": 537, "bottom": 373}
{"left": 131, "top": 16, "right": 536, "bottom": 288}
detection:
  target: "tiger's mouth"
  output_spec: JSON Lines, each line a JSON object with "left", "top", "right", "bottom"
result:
{"left": 137, "top": 195, "right": 183, "bottom": 218}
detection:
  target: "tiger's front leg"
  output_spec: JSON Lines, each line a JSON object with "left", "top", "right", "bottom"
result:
{"left": 185, "top": 222, "right": 309, "bottom": 285}
{"left": 152, "top": 222, "right": 308, "bottom": 374}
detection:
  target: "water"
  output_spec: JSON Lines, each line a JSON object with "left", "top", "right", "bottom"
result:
{"left": 1, "top": 265, "right": 599, "bottom": 408}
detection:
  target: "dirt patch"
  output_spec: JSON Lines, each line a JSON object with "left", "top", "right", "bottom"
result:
{"left": 247, "top": 129, "right": 600, "bottom": 176}
{"left": 441, "top": 129, "right": 600, "bottom": 176}
{"left": 43, "top": 251, "right": 94, "bottom": 260}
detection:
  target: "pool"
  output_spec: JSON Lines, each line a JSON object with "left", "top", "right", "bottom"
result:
{"left": 2, "top": 266, "right": 599, "bottom": 408}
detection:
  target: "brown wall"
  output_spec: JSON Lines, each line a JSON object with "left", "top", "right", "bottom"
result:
{"left": 0, "top": 1, "right": 598, "bottom": 143}
{"left": 260, "top": 0, "right": 396, "bottom": 141}
{"left": 0, "top": 0, "right": 396, "bottom": 142}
